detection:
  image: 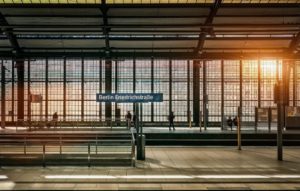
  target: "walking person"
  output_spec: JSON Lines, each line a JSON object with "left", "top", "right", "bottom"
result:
{"left": 52, "top": 112, "right": 58, "bottom": 128}
{"left": 125, "top": 111, "right": 132, "bottom": 130}
{"left": 168, "top": 111, "right": 175, "bottom": 131}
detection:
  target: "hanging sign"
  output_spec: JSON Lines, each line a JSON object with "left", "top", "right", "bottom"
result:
{"left": 96, "top": 93, "right": 163, "bottom": 103}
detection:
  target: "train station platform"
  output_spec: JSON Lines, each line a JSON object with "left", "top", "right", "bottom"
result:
{"left": 0, "top": 146, "right": 300, "bottom": 190}
{"left": 1, "top": 126, "right": 300, "bottom": 146}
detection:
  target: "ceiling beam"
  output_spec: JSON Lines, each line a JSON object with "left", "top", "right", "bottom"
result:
{"left": 194, "top": 0, "right": 222, "bottom": 54}
{"left": 4, "top": 36, "right": 292, "bottom": 41}
{"left": 1, "top": 23, "right": 300, "bottom": 29}
{"left": 3, "top": 14, "right": 300, "bottom": 19}
{"left": 0, "top": 3, "right": 299, "bottom": 8}
{"left": 0, "top": 12, "right": 21, "bottom": 55}
{"left": 0, "top": 51, "right": 299, "bottom": 60}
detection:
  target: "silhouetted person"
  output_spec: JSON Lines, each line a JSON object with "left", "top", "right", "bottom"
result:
{"left": 227, "top": 116, "right": 233, "bottom": 131}
{"left": 168, "top": 111, "right": 175, "bottom": 131}
{"left": 233, "top": 116, "right": 238, "bottom": 127}
{"left": 52, "top": 112, "right": 58, "bottom": 128}
{"left": 125, "top": 111, "right": 132, "bottom": 130}
{"left": 132, "top": 113, "right": 137, "bottom": 129}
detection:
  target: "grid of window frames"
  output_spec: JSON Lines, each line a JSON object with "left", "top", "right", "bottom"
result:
{"left": 0, "top": 58, "right": 299, "bottom": 127}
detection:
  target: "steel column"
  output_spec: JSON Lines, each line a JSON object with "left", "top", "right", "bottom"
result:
{"left": 1, "top": 61, "right": 6, "bottom": 129}
{"left": 45, "top": 58, "right": 48, "bottom": 120}
{"left": 81, "top": 58, "right": 84, "bottom": 121}
{"left": 27, "top": 59, "right": 30, "bottom": 123}
{"left": 203, "top": 61, "right": 207, "bottom": 130}
{"left": 169, "top": 59, "right": 172, "bottom": 118}
{"left": 63, "top": 57, "right": 66, "bottom": 121}
{"left": 258, "top": 60, "right": 261, "bottom": 108}
{"left": 99, "top": 59, "right": 102, "bottom": 120}
{"left": 151, "top": 58, "right": 154, "bottom": 122}
{"left": 239, "top": 60, "right": 243, "bottom": 120}
{"left": 16, "top": 59, "right": 25, "bottom": 121}
{"left": 11, "top": 59, "right": 14, "bottom": 122}
{"left": 221, "top": 60, "right": 224, "bottom": 130}
{"left": 105, "top": 59, "right": 112, "bottom": 122}
{"left": 115, "top": 61, "right": 118, "bottom": 117}
{"left": 187, "top": 60, "right": 191, "bottom": 125}
{"left": 193, "top": 60, "right": 200, "bottom": 126}
{"left": 133, "top": 58, "right": 136, "bottom": 113}
{"left": 293, "top": 61, "right": 297, "bottom": 106}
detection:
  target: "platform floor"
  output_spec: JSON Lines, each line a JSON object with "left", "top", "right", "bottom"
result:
{"left": 0, "top": 146, "right": 300, "bottom": 190}
{"left": 0, "top": 125, "right": 292, "bottom": 134}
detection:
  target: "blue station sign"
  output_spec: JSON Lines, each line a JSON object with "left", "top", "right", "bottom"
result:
{"left": 96, "top": 93, "right": 163, "bottom": 103}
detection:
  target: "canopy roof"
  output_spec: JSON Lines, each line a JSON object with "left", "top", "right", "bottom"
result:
{"left": 0, "top": 2, "right": 299, "bottom": 59}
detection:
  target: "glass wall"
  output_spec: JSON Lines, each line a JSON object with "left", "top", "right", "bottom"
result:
{"left": 0, "top": 58, "right": 299, "bottom": 127}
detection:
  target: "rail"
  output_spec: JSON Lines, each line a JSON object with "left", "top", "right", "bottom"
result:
{"left": 0, "top": 132, "right": 135, "bottom": 167}
{"left": 9, "top": 118, "right": 131, "bottom": 131}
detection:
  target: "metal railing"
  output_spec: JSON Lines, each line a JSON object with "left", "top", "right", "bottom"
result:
{"left": 0, "top": 132, "right": 135, "bottom": 167}
{"left": 9, "top": 118, "right": 131, "bottom": 131}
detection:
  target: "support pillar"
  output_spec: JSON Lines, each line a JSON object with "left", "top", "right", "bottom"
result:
{"left": 221, "top": 60, "right": 224, "bottom": 130}
{"left": 105, "top": 59, "right": 112, "bottom": 121}
{"left": 293, "top": 61, "right": 297, "bottom": 106}
{"left": 16, "top": 60, "right": 25, "bottom": 121}
{"left": 63, "top": 58, "right": 66, "bottom": 121}
{"left": 277, "top": 60, "right": 289, "bottom": 161}
{"left": 193, "top": 60, "right": 200, "bottom": 126}
{"left": 258, "top": 60, "right": 261, "bottom": 108}
{"left": 45, "top": 58, "right": 49, "bottom": 120}
{"left": 187, "top": 60, "right": 191, "bottom": 125}
{"left": 27, "top": 60, "right": 31, "bottom": 123}
{"left": 11, "top": 60, "right": 15, "bottom": 122}
{"left": 1, "top": 61, "right": 6, "bottom": 129}
{"left": 151, "top": 58, "right": 154, "bottom": 122}
{"left": 239, "top": 60, "right": 243, "bottom": 121}
{"left": 203, "top": 61, "right": 208, "bottom": 130}
{"left": 99, "top": 59, "right": 102, "bottom": 120}
{"left": 169, "top": 59, "right": 172, "bottom": 118}
{"left": 81, "top": 58, "right": 84, "bottom": 121}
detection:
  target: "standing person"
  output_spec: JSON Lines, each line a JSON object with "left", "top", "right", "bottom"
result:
{"left": 125, "top": 111, "right": 132, "bottom": 130}
{"left": 227, "top": 116, "right": 233, "bottom": 131}
{"left": 52, "top": 112, "right": 58, "bottom": 128}
{"left": 132, "top": 112, "right": 137, "bottom": 129}
{"left": 168, "top": 111, "right": 175, "bottom": 131}
{"left": 233, "top": 116, "right": 238, "bottom": 127}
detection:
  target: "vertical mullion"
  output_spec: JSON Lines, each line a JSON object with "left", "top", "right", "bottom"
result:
{"left": 133, "top": 58, "right": 136, "bottom": 113}
{"left": 12, "top": 59, "right": 15, "bottom": 122}
{"left": 221, "top": 60, "right": 224, "bottom": 130}
{"left": 240, "top": 60, "right": 243, "bottom": 119}
{"left": 63, "top": 57, "right": 66, "bottom": 121}
{"left": 45, "top": 58, "right": 48, "bottom": 120}
{"left": 293, "top": 61, "right": 297, "bottom": 106}
{"left": 27, "top": 59, "right": 30, "bottom": 122}
{"left": 151, "top": 58, "right": 154, "bottom": 122}
{"left": 81, "top": 58, "right": 84, "bottom": 121}
{"left": 115, "top": 61, "right": 118, "bottom": 115}
{"left": 169, "top": 59, "right": 172, "bottom": 118}
{"left": 258, "top": 60, "right": 261, "bottom": 108}
{"left": 187, "top": 60, "right": 190, "bottom": 124}
{"left": 99, "top": 59, "right": 102, "bottom": 120}
{"left": 203, "top": 61, "right": 207, "bottom": 130}
{"left": 192, "top": 60, "right": 200, "bottom": 126}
